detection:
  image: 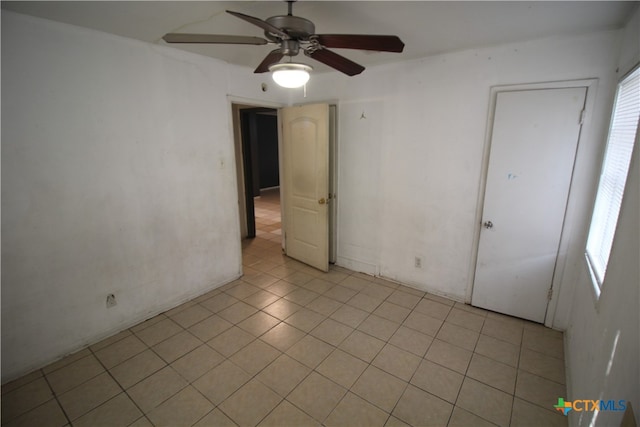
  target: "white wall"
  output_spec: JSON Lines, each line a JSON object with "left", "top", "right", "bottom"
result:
{"left": 0, "top": 12, "right": 286, "bottom": 382}
{"left": 293, "top": 30, "right": 621, "bottom": 306}
{"left": 564, "top": 8, "right": 639, "bottom": 427}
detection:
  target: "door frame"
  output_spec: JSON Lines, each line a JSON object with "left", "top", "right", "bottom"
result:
{"left": 229, "top": 97, "right": 284, "bottom": 240}
{"left": 229, "top": 97, "right": 338, "bottom": 263}
{"left": 467, "top": 79, "right": 598, "bottom": 327}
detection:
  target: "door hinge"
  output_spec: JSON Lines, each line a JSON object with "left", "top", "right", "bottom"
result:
{"left": 579, "top": 109, "right": 586, "bottom": 125}
{"left": 547, "top": 287, "right": 553, "bottom": 301}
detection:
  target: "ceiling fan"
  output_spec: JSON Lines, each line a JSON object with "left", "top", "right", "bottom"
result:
{"left": 162, "top": 0, "right": 405, "bottom": 79}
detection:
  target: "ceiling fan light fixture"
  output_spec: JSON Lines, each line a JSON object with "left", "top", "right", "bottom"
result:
{"left": 269, "top": 63, "right": 312, "bottom": 88}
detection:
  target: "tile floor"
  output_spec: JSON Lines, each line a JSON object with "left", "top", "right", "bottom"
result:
{"left": 1, "top": 189, "right": 569, "bottom": 426}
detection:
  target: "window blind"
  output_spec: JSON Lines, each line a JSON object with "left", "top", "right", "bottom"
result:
{"left": 586, "top": 66, "right": 640, "bottom": 291}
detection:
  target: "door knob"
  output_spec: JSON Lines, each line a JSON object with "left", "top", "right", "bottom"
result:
{"left": 318, "top": 198, "right": 326, "bottom": 205}
{"left": 483, "top": 221, "right": 493, "bottom": 229}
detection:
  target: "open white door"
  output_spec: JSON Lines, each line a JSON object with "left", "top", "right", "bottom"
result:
{"left": 281, "top": 103, "right": 330, "bottom": 272}
{"left": 472, "top": 87, "right": 586, "bottom": 323}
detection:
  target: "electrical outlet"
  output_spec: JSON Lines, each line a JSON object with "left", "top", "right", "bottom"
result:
{"left": 414, "top": 257, "right": 422, "bottom": 268}
{"left": 106, "top": 294, "right": 117, "bottom": 308}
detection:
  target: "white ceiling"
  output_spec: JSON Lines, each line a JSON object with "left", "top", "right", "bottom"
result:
{"left": 3, "top": 1, "right": 637, "bottom": 74}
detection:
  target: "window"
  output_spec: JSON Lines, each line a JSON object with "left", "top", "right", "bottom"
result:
{"left": 585, "top": 65, "right": 640, "bottom": 297}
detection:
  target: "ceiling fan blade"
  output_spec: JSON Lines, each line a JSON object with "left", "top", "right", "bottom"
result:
{"left": 254, "top": 50, "right": 284, "bottom": 73}
{"left": 162, "top": 33, "right": 268, "bottom": 45}
{"left": 226, "top": 10, "right": 289, "bottom": 39}
{"left": 315, "top": 34, "right": 405, "bottom": 53}
{"left": 306, "top": 48, "right": 365, "bottom": 76}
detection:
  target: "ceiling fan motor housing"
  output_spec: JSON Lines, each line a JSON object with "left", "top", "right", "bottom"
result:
{"left": 265, "top": 15, "right": 315, "bottom": 41}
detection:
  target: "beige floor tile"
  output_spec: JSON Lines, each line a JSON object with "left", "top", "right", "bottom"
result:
{"left": 322, "top": 270, "right": 350, "bottom": 285}
{"left": 389, "top": 326, "right": 434, "bottom": 357}
{"left": 73, "top": 393, "right": 142, "bottom": 427}
{"left": 482, "top": 318, "right": 524, "bottom": 346}
{"left": 286, "top": 335, "right": 335, "bottom": 368}
{"left": 263, "top": 298, "right": 303, "bottom": 320}
{"left": 392, "top": 384, "right": 452, "bottom": 427}
{"left": 347, "top": 292, "right": 384, "bottom": 312}
{"left": 188, "top": 314, "right": 233, "bottom": 341}
{"left": 475, "top": 334, "right": 520, "bottom": 367}
{"left": 199, "top": 293, "right": 239, "bottom": 313}
{"left": 372, "top": 344, "right": 421, "bottom": 382}
{"left": 284, "top": 308, "right": 326, "bottom": 332}
{"left": 89, "top": 330, "right": 132, "bottom": 352}
{"left": 243, "top": 289, "right": 280, "bottom": 309}
{"left": 351, "top": 366, "right": 407, "bottom": 413}
{"left": 519, "top": 347, "right": 566, "bottom": 384}
{"left": 467, "top": 353, "right": 517, "bottom": 394}
{"left": 238, "top": 311, "right": 281, "bottom": 336}
{"left": 147, "top": 386, "right": 213, "bottom": 427}
{"left": 134, "top": 318, "right": 183, "bottom": 347}
{"left": 231, "top": 340, "right": 281, "bottom": 376}
{"left": 341, "top": 275, "right": 372, "bottom": 292}
{"left": 2, "top": 370, "right": 44, "bottom": 396}
{"left": 283, "top": 271, "right": 315, "bottom": 286}
{"left": 522, "top": 328, "right": 564, "bottom": 359}
{"left": 130, "top": 314, "right": 167, "bottom": 334}
{"left": 287, "top": 372, "right": 347, "bottom": 423}
{"left": 446, "top": 308, "right": 485, "bottom": 332}
{"left": 403, "top": 311, "right": 443, "bottom": 337}
{"left": 110, "top": 349, "right": 166, "bottom": 389}
{"left": 511, "top": 397, "right": 568, "bottom": 427}
{"left": 385, "top": 415, "right": 411, "bottom": 427}
{"left": 258, "top": 400, "right": 321, "bottom": 427}
{"left": 330, "top": 305, "right": 370, "bottom": 328}
{"left": 361, "top": 283, "right": 394, "bottom": 300}
{"left": 168, "top": 304, "right": 212, "bottom": 329}
{"left": 410, "top": 359, "right": 463, "bottom": 403}
{"left": 265, "top": 280, "right": 299, "bottom": 297}
{"left": 224, "top": 282, "right": 261, "bottom": 299}
{"left": 2, "top": 399, "right": 66, "bottom": 427}
{"left": 448, "top": 406, "right": 497, "bottom": 427}
{"left": 457, "top": 378, "right": 512, "bottom": 427}
{"left": 374, "top": 301, "right": 412, "bottom": 323}
{"left": 218, "top": 379, "right": 282, "bottom": 427}
{"left": 323, "top": 285, "right": 358, "bottom": 303}
{"left": 436, "top": 322, "right": 480, "bottom": 351}
{"left": 193, "top": 360, "right": 251, "bottom": 405}
{"left": 413, "top": 298, "right": 453, "bottom": 320}
{"left": 306, "top": 295, "right": 344, "bottom": 316}
{"left": 357, "top": 315, "right": 400, "bottom": 341}
{"left": 325, "top": 392, "right": 389, "bottom": 427}
{"left": 218, "top": 301, "right": 259, "bottom": 324}
{"left": 311, "top": 318, "right": 354, "bottom": 346}
{"left": 256, "top": 354, "right": 311, "bottom": 397}
{"left": 386, "top": 290, "right": 422, "bottom": 310}
{"left": 243, "top": 271, "right": 280, "bottom": 288}
{"left": 339, "top": 330, "right": 385, "bottom": 362}
{"left": 94, "top": 334, "right": 148, "bottom": 369}
{"left": 515, "top": 370, "right": 566, "bottom": 411}
{"left": 260, "top": 322, "right": 306, "bottom": 351}
{"left": 207, "top": 326, "right": 255, "bottom": 357}
{"left": 425, "top": 339, "right": 472, "bottom": 374}
{"left": 302, "top": 277, "right": 336, "bottom": 294}
{"left": 46, "top": 354, "right": 105, "bottom": 395}
{"left": 423, "top": 292, "right": 453, "bottom": 305}
{"left": 58, "top": 372, "right": 121, "bottom": 420}
{"left": 170, "top": 345, "right": 225, "bottom": 383}
{"left": 152, "top": 330, "right": 202, "bottom": 363}
{"left": 193, "top": 408, "right": 237, "bottom": 427}
{"left": 317, "top": 349, "right": 368, "bottom": 389}
{"left": 453, "top": 302, "right": 490, "bottom": 317}
{"left": 284, "top": 288, "right": 321, "bottom": 306}
{"left": 127, "top": 367, "right": 188, "bottom": 414}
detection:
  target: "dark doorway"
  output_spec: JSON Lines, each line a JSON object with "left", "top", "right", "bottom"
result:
{"left": 240, "top": 108, "right": 279, "bottom": 238}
